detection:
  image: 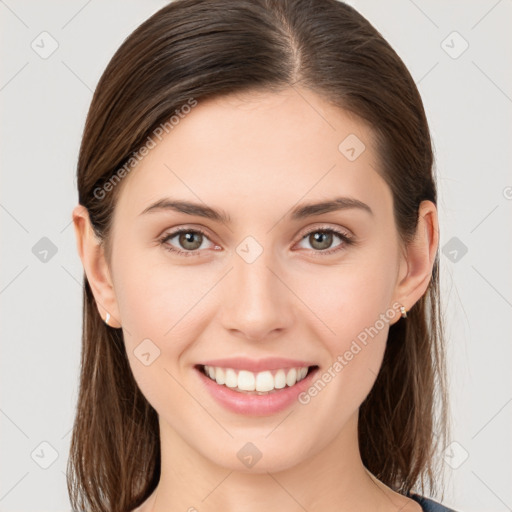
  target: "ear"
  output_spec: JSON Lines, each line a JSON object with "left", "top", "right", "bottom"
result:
{"left": 390, "top": 200, "right": 439, "bottom": 325}
{"left": 72, "top": 204, "right": 122, "bottom": 328}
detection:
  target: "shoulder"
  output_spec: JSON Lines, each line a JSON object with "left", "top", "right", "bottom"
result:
{"left": 409, "top": 493, "right": 460, "bottom": 512}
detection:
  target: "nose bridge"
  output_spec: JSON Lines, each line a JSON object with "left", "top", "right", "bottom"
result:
{"left": 221, "top": 240, "right": 291, "bottom": 340}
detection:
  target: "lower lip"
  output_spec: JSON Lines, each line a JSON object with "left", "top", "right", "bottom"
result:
{"left": 195, "top": 366, "right": 319, "bottom": 416}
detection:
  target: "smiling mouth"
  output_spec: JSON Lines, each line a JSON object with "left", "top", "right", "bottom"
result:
{"left": 197, "top": 364, "right": 319, "bottom": 395}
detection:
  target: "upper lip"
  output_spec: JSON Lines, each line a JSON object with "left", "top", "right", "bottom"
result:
{"left": 196, "top": 357, "right": 317, "bottom": 373}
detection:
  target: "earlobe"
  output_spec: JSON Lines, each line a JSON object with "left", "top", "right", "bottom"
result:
{"left": 72, "top": 204, "right": 122, "bottom": 328}
{"left": 391, "top": 200, "right": 439, "bottom": 320}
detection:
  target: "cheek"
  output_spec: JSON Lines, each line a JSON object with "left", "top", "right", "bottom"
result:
{"left": 113, "top": 250, "right": 210, "bottom": 412}
{"left": 113, "top": 244, "right": 219, "bottom": 378}
{"left": 300, "top": 255, "right": 396, "bottom": 343}
{"left": 293, "top": 253, "right": 397, "bottom": 399}
{"left": 114, "top": 241, "right": 203, "bottom": 332}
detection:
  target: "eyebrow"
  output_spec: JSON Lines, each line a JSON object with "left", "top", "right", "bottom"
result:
{"left": 290, "top": 197, "right": 373, "bottom": 219}
{"left": 139, "top": 198, "right": 232, "bottom": 223}
{"left": 138, "top": 196, "right": 373, "bottom": 222}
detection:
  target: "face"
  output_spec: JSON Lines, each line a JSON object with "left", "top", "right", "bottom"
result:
{"left": 89, "top": 87, "right": 415, "bottom": 472}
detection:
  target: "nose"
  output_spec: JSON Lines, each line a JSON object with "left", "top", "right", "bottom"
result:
{"left": 220, "top": 247, "right": 295, "bottom": 342}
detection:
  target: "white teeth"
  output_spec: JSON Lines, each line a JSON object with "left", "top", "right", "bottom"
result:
{"left": 286, "top": 368, "right": 297, "bottom": 387}
{"left": 202, "top": 365, "right": 311, "bottom": 393}
{"left": 215, "top": 367, "right": 226, "bottom": 385}
{"left": 255, "top": 371, "right": 274, "bottom": 392}
{"left": 225, "top": 368, "right": 237, "bottom": 388}
{"left": 274, "top": 369, "right": 286, "bottom": 389}
{"left": 238, "top": 370, "right": 255, "bottom": 391}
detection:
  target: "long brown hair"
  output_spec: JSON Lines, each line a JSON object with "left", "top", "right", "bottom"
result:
{"left": 67, "top": 0, "right": 449, "bottom": 510}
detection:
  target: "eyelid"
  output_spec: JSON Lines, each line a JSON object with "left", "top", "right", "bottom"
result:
{"left": 159, "top": 224, "right": 218, "bottom": 242}
{"left": 295, "top": 223, "right": 353, "bottom": 241}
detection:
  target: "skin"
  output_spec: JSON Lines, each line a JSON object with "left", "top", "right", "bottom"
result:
{"left": 73, "top": 86, "right": 438, "bottom": 512}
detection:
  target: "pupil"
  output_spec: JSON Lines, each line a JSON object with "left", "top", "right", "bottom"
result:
{"left": 312, "top": 231, "right": 332, "bottom": 250}
{"left": 181, "top": 232, "right": 201, "bottom": 250}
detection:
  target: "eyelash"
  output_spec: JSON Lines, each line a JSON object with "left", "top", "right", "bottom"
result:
{"left": 158, "top": 226, "right": 354, "bottom": 257}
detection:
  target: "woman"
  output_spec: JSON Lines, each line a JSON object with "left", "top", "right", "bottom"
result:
{"left": 68, "top": 0, "right": 457, "bottom": 510}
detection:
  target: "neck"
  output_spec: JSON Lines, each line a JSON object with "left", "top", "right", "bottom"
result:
{"left": 144, "top": 412, "right": 399, "bottom": 512}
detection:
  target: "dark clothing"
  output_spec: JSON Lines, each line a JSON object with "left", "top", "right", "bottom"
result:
{"left": 410, "top": 493, "right": 459, "bottom": 512}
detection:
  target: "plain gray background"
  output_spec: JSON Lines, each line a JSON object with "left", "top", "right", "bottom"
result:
{"left": 1, "top": 1, "right": 511, "bottom": 510}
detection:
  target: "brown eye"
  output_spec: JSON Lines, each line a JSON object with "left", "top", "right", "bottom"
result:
{"left": 177, "top": 231, "right": 203, "bottom": 251}
{"left": 308, "top": 231, "right": 334, "bottom": 250}
{"left": 159, "top": 228, "right": 215, "bottom": 256}
{"left": 296, "top": 227, "right": 353, "bottom": 255}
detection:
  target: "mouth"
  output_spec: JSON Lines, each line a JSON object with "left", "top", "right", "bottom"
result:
{"left": 195, "top": 364, "right": 319, "bottom": 395}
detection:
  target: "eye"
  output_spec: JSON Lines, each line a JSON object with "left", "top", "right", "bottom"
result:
{"left": 295, "top": 226, "right": 354, "bottom": 255}
{"left": 158, "top": 225, "right": 354, "bottom": 257}
{"left": 158, "top": 228, "right": 219, "bottom": 256}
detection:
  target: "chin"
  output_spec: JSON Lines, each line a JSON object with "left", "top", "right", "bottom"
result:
{"left": 197, "top": 434, "right": 315, "bottom": 475}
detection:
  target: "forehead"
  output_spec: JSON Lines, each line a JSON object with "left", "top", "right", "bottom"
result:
{"left": 114, "top": 87, "right": 391, "bottom": 224}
